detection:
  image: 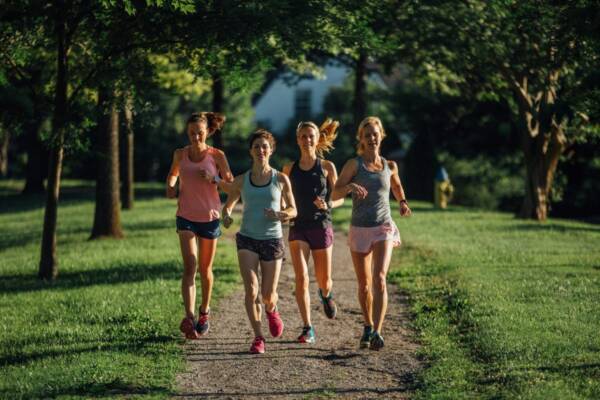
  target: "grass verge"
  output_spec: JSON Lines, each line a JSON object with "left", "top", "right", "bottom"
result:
{"left": 0, "top": 181, "right": 240, "bottom": 399}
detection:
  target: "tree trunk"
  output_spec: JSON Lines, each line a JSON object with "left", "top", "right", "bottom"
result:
{"left": 518, "top": 120, "right": 566, "bottom": 221}
{"left": 353, "top": 51, "right": 368, "bottom": 128}
{"left": 22, "top": 117, "right": 47, "bottom": 194}
{"left": 121, "top": 92, "right": 134, "bottom": 209}
{"left": 91, "top": 86, "right": 123, "bottom": 239}
{"left": 39, "top": 3, "right": 67, "bottom": 280}
{"left": 0, "top": 127, "right": 8, "bottom": 177}
{"left": 211, "top": 74, "right": 224, "bottom": 149}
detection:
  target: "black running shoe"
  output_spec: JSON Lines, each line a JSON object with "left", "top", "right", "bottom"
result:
{"left": 318, "top": 289, "right": 337, "bottom": 319}
{"left": 360, "top": 325, "right": 373, "bottom": 349}
{"left": 369, "top": 331, "right": 384, "bottom": 351}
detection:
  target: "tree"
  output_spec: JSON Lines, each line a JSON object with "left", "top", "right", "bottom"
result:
{"left": 393, "top": 0, "right": 600, "bottom": 220}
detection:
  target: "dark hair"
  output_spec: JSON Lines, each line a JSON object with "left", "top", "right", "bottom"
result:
{"left": 186, "top": 112, "right": 226, "bottom": 135}
{"left": 248, "top": 129, "right": 276, "bottom": 151}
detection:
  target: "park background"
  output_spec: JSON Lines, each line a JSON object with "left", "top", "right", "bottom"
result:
{"left": 1, "top": 1, "right": 599, "bottom": 399}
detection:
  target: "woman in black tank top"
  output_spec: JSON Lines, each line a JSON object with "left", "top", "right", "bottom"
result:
{"left": 282, "top": 119, "right": 344, "bottom": 344}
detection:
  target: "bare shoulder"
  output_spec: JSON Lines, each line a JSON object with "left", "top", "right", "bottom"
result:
{"left": 173, "top": 147, "right": 185, "bottom": 160}
{"left": 210, "top": 147, "right": 225, "bottom": 158}
{"left": 342, "top": 157, "right": 358, "bottom": 172}
{"left": 277, "top": 171, "right": 292, "bottom": 186}
{"left": 321, "top": 159, "right": 337, "bottom": 173}
{"left": 282, "top": 162, "right": 294, "bottom": 176}
{"left": 387, "top": 159, "right": 399, "bottom": 173}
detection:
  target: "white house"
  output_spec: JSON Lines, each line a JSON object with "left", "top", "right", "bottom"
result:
{"left": 253, "top": 59, "right": 384, "bottom": 136}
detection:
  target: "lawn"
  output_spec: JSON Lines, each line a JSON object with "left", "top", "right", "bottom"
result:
{"left": 2, "top": 182, "right": 599, "bottom": 399}
{"left": 336, "top": 203, "right": 600, "bottom": 399}
{"left": 0, "top": 181, "right": 240, "bottom": 399}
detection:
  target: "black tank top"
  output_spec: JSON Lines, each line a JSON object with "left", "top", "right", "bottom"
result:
{"left": 289, "top": 158, "right": 332, "bottom": 229}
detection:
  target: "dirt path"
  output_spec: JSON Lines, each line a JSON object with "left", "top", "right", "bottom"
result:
{"left": 175, "top": 229, "right": 421, "bottom": 399}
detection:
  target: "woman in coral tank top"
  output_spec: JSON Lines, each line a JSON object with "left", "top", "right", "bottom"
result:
{"left": 166, "top": 112, "right": 233, "bottom": 339}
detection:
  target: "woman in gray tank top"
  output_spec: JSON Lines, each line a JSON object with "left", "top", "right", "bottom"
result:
{"left": 332, "top": 116, "right": 411, "bottom": 351}
{"left": 222, "top": 129, "right": 297, "bottom": 354}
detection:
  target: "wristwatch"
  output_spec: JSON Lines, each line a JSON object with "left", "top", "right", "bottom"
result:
{"left": 212, "top": 175, "right": 222, "bottom": 185}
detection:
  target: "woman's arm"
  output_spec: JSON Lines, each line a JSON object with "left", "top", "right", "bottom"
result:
{"left": 331, "top": 158, "right": 367, "bottom": 201}
{"left": 322, "top": 160, "right": 344, "bottom": 208}
{"left": 388, "top": 160, "right": 411, "bottom": 217}
{"left": 265, "top": 173, "right": 297, "bottom": 221}
{"left": 222, "top": 174, "right": 243, "bottom": 227}
{"left": 166, "top": 149, "right": 182, "bottom": 198}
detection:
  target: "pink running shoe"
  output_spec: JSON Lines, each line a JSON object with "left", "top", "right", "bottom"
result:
{"left": 196, "top": 310, "right": 210, "bottom": 336}
{"left": 265, "top": 307, "right": 284, "bottom": 338}
{"left": 179, "top": 317, "right": 200, "bottom": 340}
{"left": 250, "top": 336, "right": 265, "bottom": 354}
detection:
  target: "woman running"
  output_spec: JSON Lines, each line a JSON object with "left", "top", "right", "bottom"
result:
{"left": 166, "top": 112, "right": 233, "bottom": 339}
{"left": 222, "top": 129, "right": 297, "bottom": 354}
{"left": 282, "top": 119, "right": 344, "bottom": 344}
{"left": 332, "top": 116, "right": 411, "bottom": 350}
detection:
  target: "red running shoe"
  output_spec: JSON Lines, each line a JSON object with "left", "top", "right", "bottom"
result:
{"left": 196, "top": 310, "right": 210, "bottom": 336}
{"left": 250, "top": 336, "right": 265, "bottom": 354}
{"left": 265, "top": 307, "right": 284, "bottom": 338}
{"left": 179, "top": 317, "right": 200, "bottom": 340}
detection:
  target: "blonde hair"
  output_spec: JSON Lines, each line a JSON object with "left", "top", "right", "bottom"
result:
{"left": 356, "top": 116, "right": 386, "bottom": 155}
{"left": 296, "top": 118, "right": 339, "bottom": 158}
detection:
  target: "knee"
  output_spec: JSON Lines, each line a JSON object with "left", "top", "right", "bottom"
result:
{"left": 245, "top": 284, "right": 259, "bottom": 302}
{"left": 183, "top": 255, "right": 196, "bottom": 271}
{"left": 295, "top": 274, "right": 309, "bottom": 293}
{"left": 358, "top": 283, "right": 371, "bottom": 297}
{"left": 373, "top": 274, "right": 387, "bottom": 293}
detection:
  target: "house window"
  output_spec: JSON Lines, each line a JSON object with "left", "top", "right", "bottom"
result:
{"left": 295, "top": 89, "right": 312, "bottom": 119}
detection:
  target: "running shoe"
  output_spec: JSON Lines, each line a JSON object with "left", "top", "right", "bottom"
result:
{"left": 359, "top": 325, "right": 373, "bottom": 348}
{"left": 179, "top": 316, "right": 200, "bottom": 340}
{"left": 196, "top": 309, "right": 210, "bottom": 336}
{"left": 318, "top": 289, "right": 337, "bottom": 319}
{"left": 265, "top": 307, "right": 284, "bottom": 338}
{"left": 250, "top": 336, "right": 265, "bottom": 354}
{"left": 369, "top": 331, "right": 385, "bottom": 351}
{"left": 297, "top": 325, "right": 316, "bottom": 344}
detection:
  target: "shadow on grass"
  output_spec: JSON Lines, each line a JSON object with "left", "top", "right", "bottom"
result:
{"left": 0, "top": 334, "right": 173, "bottom": 367}
{"left": 0, "top": 261, "right": 236, "bottom": 294}
{"left": 509, "top": 222, "right": 600, "bottom": 234}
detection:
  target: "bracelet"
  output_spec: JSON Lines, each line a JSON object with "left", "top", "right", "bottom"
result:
{"left": 399, "top": 199, "right": 408, "bottom": 205}
{"left": 212, "top": 175, "right": 222, "bottom": 184}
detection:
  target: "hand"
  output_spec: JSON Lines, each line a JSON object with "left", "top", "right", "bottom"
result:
{"left": 400, "top": 201, "right": 412, "bottom": 217}
{"left": 198, "top": 169, "right": 215, "bottom": 183}
{"left": 222, "top": 212, "right": 233, "bottom": 228}
{"left": 264, "top": 208, "right": 284, "bottom": 221}
{"left": 166, "top": 185, "right": 177, "bottom": 199}
{"left": 347, "top": 183, "right": 368, "bottom": 199}
{"left": 313, "top": 197, "right": 328, "bottom": 210}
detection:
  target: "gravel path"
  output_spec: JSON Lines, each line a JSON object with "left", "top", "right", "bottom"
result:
{"left": 175, "top": 229, "right": 421, "bottom": 399}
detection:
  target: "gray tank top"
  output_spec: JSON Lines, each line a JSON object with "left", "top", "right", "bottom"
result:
{"left": 350, "top": 156, "right": 392, "bottom": 227}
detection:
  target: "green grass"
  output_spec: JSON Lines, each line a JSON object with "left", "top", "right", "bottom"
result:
{"left": 0, "top": 181, "right": 240, "bottom": 399}
{"left": 3, "top": 182, "right": 599, "bottom": 399}
{"left": 336, "top": 203, "right": 600, "bottom": 399}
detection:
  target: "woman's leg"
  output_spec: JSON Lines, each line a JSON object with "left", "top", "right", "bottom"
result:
{"left": 289, "top": 240, "right": 311, "bottom": 327}
{"left": 371, "top": 240, "right": 394, "bottom": 333}
{"left": 351, "top": 250, "right": 374, "bottom": 327}
{"left": 179, "top": 231, "right": 198, "bottom": 319}
{"left": 197, "top": 237, "right": 218, "bottom": 314}
{"left": 313, "top": 246, "right": 333, "bottom": 296}
{"left": 260, "top": 258, "right": 283, "bottom": 313}
{"left": 237, "top": 249, "right": 262, "bottom": 337}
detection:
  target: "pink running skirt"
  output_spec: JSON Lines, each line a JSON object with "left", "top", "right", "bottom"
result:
{"left": 347, "top": 220, "right": 401, "bottom": 253}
